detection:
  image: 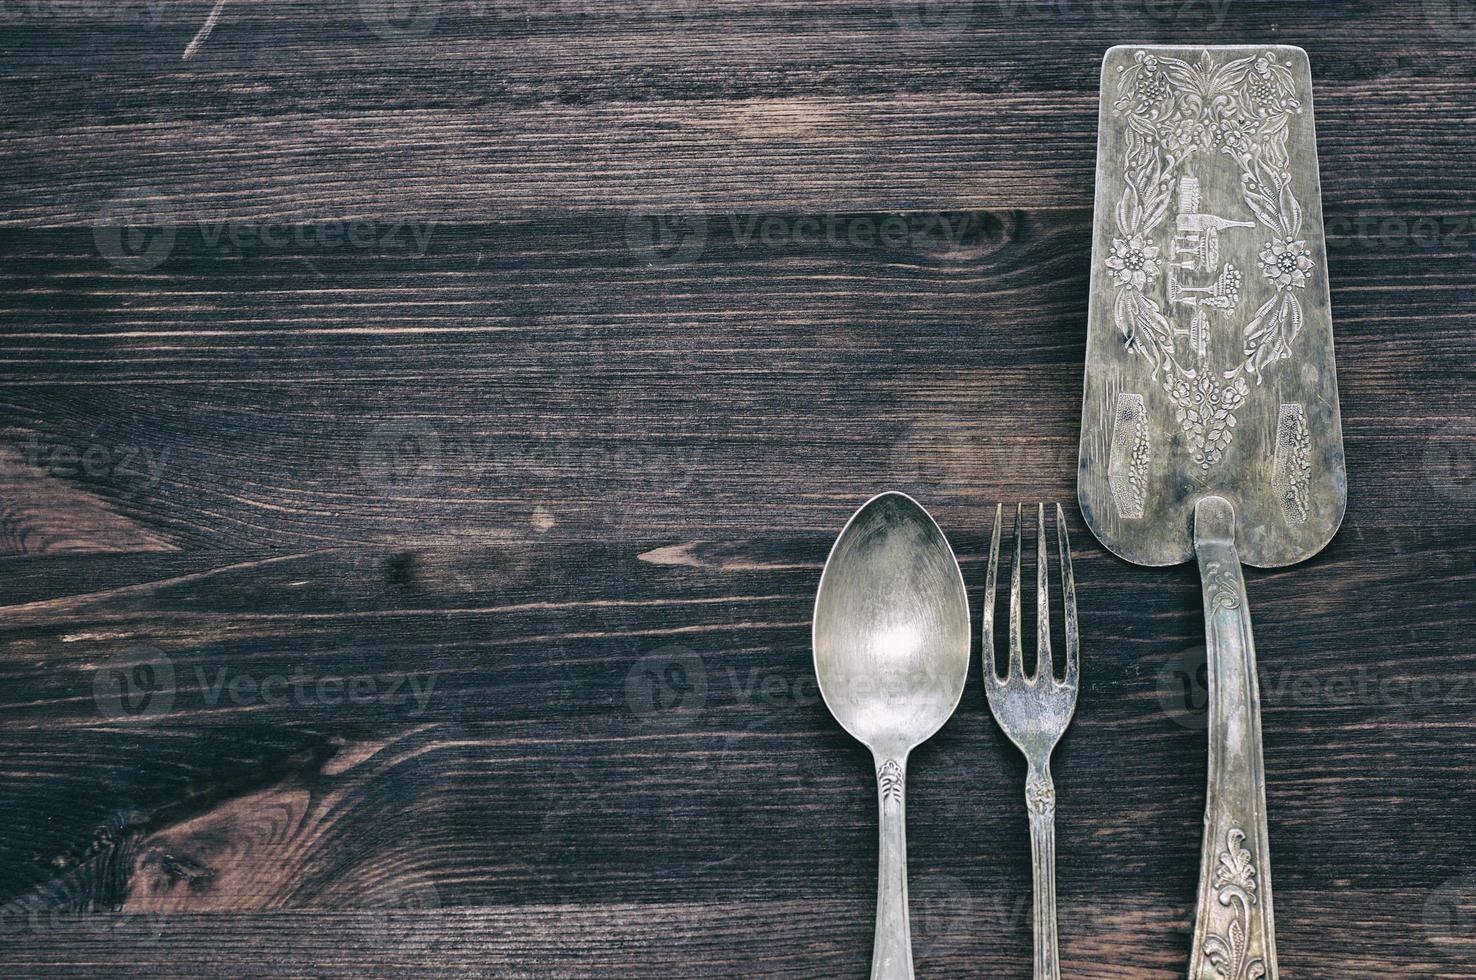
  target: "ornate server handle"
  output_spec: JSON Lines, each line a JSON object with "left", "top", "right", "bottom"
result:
{"left": 1026, "top": 762, "right": 1060, "bottom": 980}
{"left": 872, "top": 755, "right": 913, "bottom": 980}
{"left": 1189, "top": 496, "right": 1279, "bottom": 980}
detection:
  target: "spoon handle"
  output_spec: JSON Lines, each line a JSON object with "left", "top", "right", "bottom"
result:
{"left": 872, "top": 754, "right": 913, "bottom": 980}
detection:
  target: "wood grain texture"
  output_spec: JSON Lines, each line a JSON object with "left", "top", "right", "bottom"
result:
{"left": 0, "top": 534, "right": 1472, "bottom": 977}
{"left": 2, "top": 0, "right": 1475, "bottom": 976}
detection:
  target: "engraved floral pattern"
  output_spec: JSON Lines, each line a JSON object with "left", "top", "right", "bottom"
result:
{"left": 1165, "top": 115, "right": 1213, "bottom": 155}
{"left": 1202, "top": 828, "right": 1268, "bottom": 980}
{"left": 1259, "top": 237, "right": 1314, "bottom": 291}
{"left": 1215, "top": 831, "right": 1258, "bottom": 894}
{"left": 1246, "top": 55, "right": 1300, "bottom": 115}
{"left": 1171, "top": 372, "right": 1248, "bottom": 468}
{"left": 1213, "top": 113, "right": 1261, "bottom": 154}
{"left": 878, "top": 759, "right": 904, "bottom": 802}
{"left": 1107, "top": 235, "right": 1162, "bottom": 290}
{"left": 1203, "top": 561, "right": 1242, "bottom": 612}
{"left": 1109, "top": 392, "right": 1150, "bottom": 519}
{"left": 1026, "top": 777, "right": 1055, "bottom": 817}
{"left": 1107, "top": 50, "right": 1312, "bottom": 468}
{"left": 1272, "top": 403, "right": 1311, "bottom": 525}
{"left": 1129, "top": 422, "right": 1150, "bottom": 503}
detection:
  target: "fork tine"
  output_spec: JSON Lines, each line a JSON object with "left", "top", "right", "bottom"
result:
{"left": 1007, "top": 503, "right": 1025, "bottom": 683}
{"left": 1035, "top": 502, "right": 1053, "bottom": 683}
{"left": 1056, "top": 502, "right": 1080, "bottom": 689}
{"left": 983, "top": 503, "right": 1003, "bottom": 682}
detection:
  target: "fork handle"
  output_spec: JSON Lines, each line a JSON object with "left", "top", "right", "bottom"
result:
{"left": 1025, "top": 760, "right": 1060, "bottom": 980}
{"left": 872, "top": 753, "right": 913, "bottom": 980}
{"left": 1189, "top": 496, "right": 1278, "bottom": 980}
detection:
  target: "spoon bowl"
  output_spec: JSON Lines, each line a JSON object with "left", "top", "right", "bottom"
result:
{"left": 813, "top": 491, "right": 969, "bottom": 980}
{"left": 814, "top": 492, "right": 970, "bottom": 756}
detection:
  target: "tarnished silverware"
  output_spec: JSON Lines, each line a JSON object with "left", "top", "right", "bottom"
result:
{"left": 1078, "top": 46, "right": 1346, "bottom": 979}
{"left": 813, "top": 492, "right": 971, "bottom": 980}
{"left": 982, "top": 503, "right": 1079, "bottom": 980}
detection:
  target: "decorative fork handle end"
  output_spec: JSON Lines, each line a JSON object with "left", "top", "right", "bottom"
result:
{"left": 1190, "top": 496, "right": 1279, "bottom": 980}
{"left": 872, "top": 754, "right": 914, "bottom": 980}
{"left": 1026, "top": 761, "right": 1061, "bottom": 980}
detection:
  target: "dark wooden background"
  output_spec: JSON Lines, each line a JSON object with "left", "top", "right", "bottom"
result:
{"left": 1, "top": 1, "right": 1474, "bottom": 976}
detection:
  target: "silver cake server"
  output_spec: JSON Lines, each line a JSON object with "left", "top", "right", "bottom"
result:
{"left": 1077, "top": 45, "right": 1346, "bottom": 979}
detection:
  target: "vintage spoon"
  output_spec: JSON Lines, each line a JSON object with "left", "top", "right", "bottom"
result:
{"left": 813, "top": 492, "right": 970, "bottom": 980}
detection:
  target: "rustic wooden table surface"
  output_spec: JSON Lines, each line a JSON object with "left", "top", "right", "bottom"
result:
{"left": 1, "top": 2, "right": 1474, "bottom": 977}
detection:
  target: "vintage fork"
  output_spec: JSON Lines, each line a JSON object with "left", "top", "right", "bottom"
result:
{"left": 982, "top": 503, "right": 1079, "bottom": 980}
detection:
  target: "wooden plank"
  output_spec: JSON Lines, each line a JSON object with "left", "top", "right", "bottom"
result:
{"left": 0, "top": 211, "right": 1473, "bottom": 552}
{"left": 0, "top": 898, "right": 1469, "bottom": 979}
{"left": 0, "top": 4, "right": 1473, "bottom": 220}
{"left": 0, "top": 535, "right": 1470, "bottom": 976}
